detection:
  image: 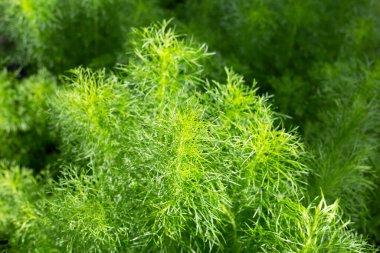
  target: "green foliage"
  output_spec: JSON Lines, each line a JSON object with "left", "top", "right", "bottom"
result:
{"left": 306, "top": 60, "right": 380, "bottom": 238}
{"left": 242, "top": 196, "right": 373, "bottom": 252}
{"left": 0, "top": 0, "right": 162, "bottom": 73}
{"left": 172, "top": 0, "right": 380, "bottom": 242}
{"left": 0, "top": 0, "right": 379, "bottom": 250}
{"left": 2, "top": 22, "right": 374, "bottom": 252}
{"left": 175, "top": 0, "right": 379, "bottom": 121}
{"left": 0, "top": 161, "right": 43, "bottom": 251}
{"left": 0, "top": 68, "right": 57, "bottom": 169}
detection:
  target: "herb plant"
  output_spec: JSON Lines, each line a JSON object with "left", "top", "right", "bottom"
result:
{"left": 0, "top": 0, "right": 379, "bottom": 250}
{"left": 171, "top": 0, "right": 380, "bottom": 242}
{"left": 0, "top": 22, "right": 374, "bottom": 252}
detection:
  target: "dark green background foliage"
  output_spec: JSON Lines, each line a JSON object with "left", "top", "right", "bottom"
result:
{"left": 174, "top": 0, "right": 379, "bottom": 123}
{"left": 0, "top": 0, "right": 162, "bottom": 72}
{"left": 0, "top": 0, "right": 379, "bottom": 252}
{"left": 0, "top": 69, "right": 57, "bottom": 169}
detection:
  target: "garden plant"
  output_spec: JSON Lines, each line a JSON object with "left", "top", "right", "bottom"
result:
{"left": 0, "top": 0, "right": 379, "bottom": 252}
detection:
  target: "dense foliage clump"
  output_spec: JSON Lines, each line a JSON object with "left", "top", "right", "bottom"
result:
{"left": 0, "top": 22, "right": 375, "bottom": 252}
{"left": 0, "top": 0, "right": 162, "bottom": 72}
{"left": 171, "top": 0, "right": 380, "bottom": 242}
{"left": 0, "top": 68, "right": 56, "bottom": 168}
{"left": 171, "top": 0, "right": 379, "bottom": 129}
{"left": 0, "top": 0, "right": 379, "bottom": 251}
{"left": 306, "top": 61, "right": 380, "bottom": 233}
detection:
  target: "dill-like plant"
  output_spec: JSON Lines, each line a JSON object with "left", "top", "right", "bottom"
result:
{"left": 0, "top": 21, "right": 374, "bottom": 252}
{"left": 173, "top": 0, "right": 380, "bottom": 242}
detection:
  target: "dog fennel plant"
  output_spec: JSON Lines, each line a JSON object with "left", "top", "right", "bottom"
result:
{"left": 173, "top": 0, "right": 380, "bottom": 241}
{"left": 0, "top": 22, "right": 374, "bottom": 252}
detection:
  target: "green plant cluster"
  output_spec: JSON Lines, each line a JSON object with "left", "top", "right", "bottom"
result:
{"left": 305, "top": 61, "right": 380, "bottom": 235}
{"left": 0, "top": 0, "right": 379, "bottom": 252}
{"left": 0, "top": 23, "right": 375, "bottom": 252}
{"left": 171, "top": 0, "right": 380, "bottom": 243}
{"left": 0, "top": 0, "right": 161, "bottom": 72}
{"left": 0, "top": 68, "right": 56, "bottom": 169}
{"left": 176, "top": 0, "right": 379, "bottom": 121}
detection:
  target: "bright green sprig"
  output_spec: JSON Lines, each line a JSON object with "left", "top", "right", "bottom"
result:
{"left": 0, "top": 161, "right": 44, "bottom": 250}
